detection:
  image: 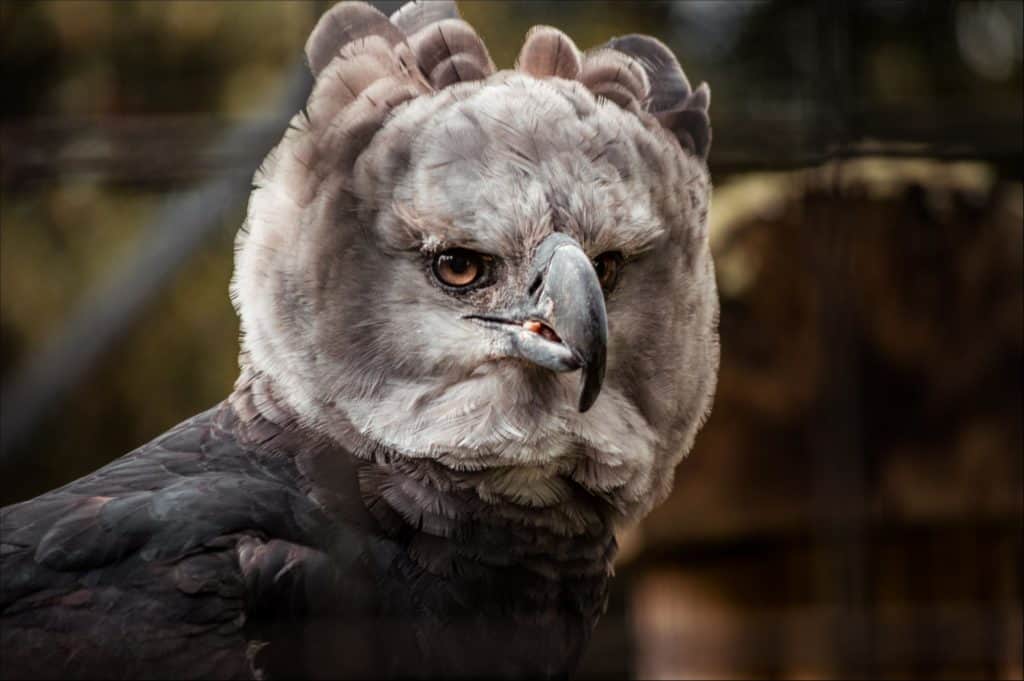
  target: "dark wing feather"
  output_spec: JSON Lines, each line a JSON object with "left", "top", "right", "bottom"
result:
{"left": 0, "top": 405, "right": 372, "bottom": 680}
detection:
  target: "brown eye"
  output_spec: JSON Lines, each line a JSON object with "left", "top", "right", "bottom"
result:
{"left": 593, "top": 251, "right": 623, "bottom": 293}
{"left": 433, "top": 249, "right": 485, "bottom": 288}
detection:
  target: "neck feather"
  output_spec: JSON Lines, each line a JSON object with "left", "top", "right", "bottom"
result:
{"left": 228, "top": 368, "right": 618, "bottom": 580}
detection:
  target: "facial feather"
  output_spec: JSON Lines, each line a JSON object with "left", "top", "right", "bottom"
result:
{"left": 232, "top": 0, "right": 718, "bottom": 521}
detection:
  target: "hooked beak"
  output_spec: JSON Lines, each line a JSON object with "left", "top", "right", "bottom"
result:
{"left": 465, "top": 233, "right": 608, "bottom": 412}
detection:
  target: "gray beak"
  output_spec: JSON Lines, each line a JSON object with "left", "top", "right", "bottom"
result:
{"left": 465, "top": 233, "right": 608, "bottom": 412}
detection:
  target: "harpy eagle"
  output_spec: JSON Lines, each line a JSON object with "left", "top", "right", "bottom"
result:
{"left": 0, "top": 1, "right": 718, "bottom": 678}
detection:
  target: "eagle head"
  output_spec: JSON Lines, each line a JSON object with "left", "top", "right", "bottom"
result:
{"left": 232, "top": 0, "right": 718, "bottom": 520}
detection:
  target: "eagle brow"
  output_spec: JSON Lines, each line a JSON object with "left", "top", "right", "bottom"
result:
{"left": 394, "top": 203, "right": 488, "bottom": 254}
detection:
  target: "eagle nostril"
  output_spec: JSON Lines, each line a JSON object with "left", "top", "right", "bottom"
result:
{"left": 528, "top": 274, "right": 543, "bottom": 299}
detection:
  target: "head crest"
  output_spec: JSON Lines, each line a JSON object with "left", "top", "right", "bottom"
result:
{"left": 292, "top": 1, "right": 711, "bottom": 184}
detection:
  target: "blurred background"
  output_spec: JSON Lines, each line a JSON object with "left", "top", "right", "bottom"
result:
{"left": 1, "top": 1, "right": 1021, "bottom": 678}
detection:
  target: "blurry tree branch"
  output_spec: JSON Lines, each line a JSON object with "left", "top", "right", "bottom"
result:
{"left": 0, "top": 59, "right": 313, "bottom": 460}
{"left": 0, "top": 1, "right": 413, "bottom": 463}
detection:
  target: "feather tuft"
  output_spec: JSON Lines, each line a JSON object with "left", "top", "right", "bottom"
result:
{"left": 305, "top": 1, "right": 405, "bottom": 77}
{"left": 579, "top": 48, "right": 650, "bottom": 106}
{"left": 390, "top": 0, "right": 461, "bottom": 35}
{"left": 515, "top": 25, "right": 582, "bottom": 80}
{"left": 602, "top": 34, "right": 691, "bottom": 112}
{"left": 600, "top": 34, "right": 712, "bottom": 159}
{"left": 407, "top": 18, "right": 496, "bottom": 88}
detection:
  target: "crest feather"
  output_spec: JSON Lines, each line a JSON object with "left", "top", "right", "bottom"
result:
{"left": 579, "top": 49, "right": 650, "bottom": 109}
{"left": 293, "top": 1, "right": 713, "bottom": 184}
{"left": 407, "top": 18, "right": 496, "bottom": 88}
{"left": 515, "top": 26, "right": 582, "bottom": 80}
{"left": 305, "top": 1, "right": 405, "bottom": 77}
{"left": 601, "top": 34, "right": 712, "bottom": 159}
{"left": 390, "top": 0, "right": 461, "bottom": 35}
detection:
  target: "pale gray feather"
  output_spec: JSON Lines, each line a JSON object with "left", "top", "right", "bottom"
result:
{"left": 236, "top": 0, "right": 719, "bottom": 533}
{"left": 390, "top": 0, "right": 461, "bottom": 35}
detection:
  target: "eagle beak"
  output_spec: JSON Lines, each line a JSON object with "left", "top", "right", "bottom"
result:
{"left": 465, "top": 233, "right": 608, "bottom": 412}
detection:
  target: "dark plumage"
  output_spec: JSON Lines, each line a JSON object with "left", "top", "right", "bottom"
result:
{"left": 1, "top": 1, "right": 717, "bottom": 678}
{"left": 2, "top": 378, "right": 613, "bottom": 679}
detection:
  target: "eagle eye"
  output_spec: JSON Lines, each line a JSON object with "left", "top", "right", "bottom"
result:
{"left": 593, "top": 251, "right": 624, "bottom": 293}
{"left": 433, "top": 249, "right": 487, "bottom": 288}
